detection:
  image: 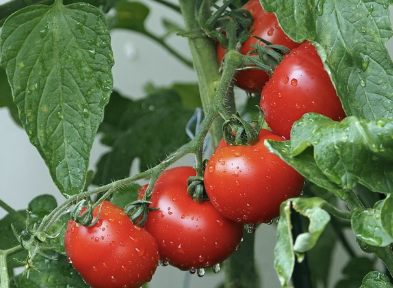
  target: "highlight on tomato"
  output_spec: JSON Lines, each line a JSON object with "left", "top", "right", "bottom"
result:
{"left": 140, "top": 166, "right": 244, "bottom": 273}
{"left": 260, "top": 41, "right": 346, "bottom": 139}
{"left": 204, "top": 129, "right": 304, "bottom": 224}
{"left": 216, "top": 0, "right": 301, "bottom": 94}
{"left": 64, "top": 201, "right": 159, "bottom": 288}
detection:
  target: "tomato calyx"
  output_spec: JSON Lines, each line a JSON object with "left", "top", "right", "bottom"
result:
{"left": 240, "top": 37, "right": 290, "bottom": 76}
{"left": 124, "top": 199, "right": 158, "bottom": 226}
{"left": 199, "top": 0, "right": 252, "bottom": 50}
{"left": 187, "top": 175, "right": 208, "bottom": 202}
{"left": 70, "top": 199, "right": 103, "bottom": 227}
{"left": 222, "top": 110, "right": 264, "bottom": 146}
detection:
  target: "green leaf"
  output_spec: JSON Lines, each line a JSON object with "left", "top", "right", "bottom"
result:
{"left": 351, "top": 201, "right": 393, "bottom": 247}
{"left": 265, "top": 140, "right": 347, "bottom": 199}
{"left": 0, "top": 1, "right": 114, "bottom": 197}
{"left": 335, "top": 257, "right": 376, "bottom": 288}
{"left": 110, "top": 184, "right": 141, "bottom": 209}
{"left": 107, "top": 0, "right": 149, "bottom": 32}
{"left": 28, "top": 195, "right": 57, "bottom": 220}
{"left": 261, "top": 0, "right": 393, "bottom": 120}
{"left": 381, "top": 194, "right": 393, "bottom": 237}
{"left": 0, "top": 67, "right": 20, "bottom": 125}
{"left": 12, "top": 254, "right": 89, "bottom": 288}
{"left": 274, "top": 197, "right": 330, "bottom": 288}
{"left": 268, "top": 114, "right": 393, "bottom": 194}
{"left": 93, "top": 89, "right": 194, "bottom": 185}
{"left": 360, "top": 271, "right": 393, "bottom": 288}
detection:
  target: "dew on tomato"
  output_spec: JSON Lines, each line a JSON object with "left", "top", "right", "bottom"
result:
{"left": 141, "top": 166, "right": 244, "bottom": 270}
{"left": 204, "top": 129, "right": 304, "bottom": 224}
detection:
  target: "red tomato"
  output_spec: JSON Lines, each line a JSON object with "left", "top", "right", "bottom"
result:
{"left": 204, "top": 129, "right": 304, "bottom": 224}
{"left": 141, "top": 166, "right": 243, "bottom": 271}
{"left": 260, "top": 41, "right": 346, "bottom": 139}
{"left": 217, "top": 0, "right": 301, "bottom": 93}
{"left": 64, "top": 201, "right": 159, "bottom": 288}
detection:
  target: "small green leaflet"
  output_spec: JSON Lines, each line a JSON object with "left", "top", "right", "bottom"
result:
{"left": 266, "top": 114, "right": 393, "bottom": 195}
{"left": 261, "top": 0, "right": 393, "bottom": 121}
{"left": 0, "top": 0, "right": 114, "bottom": 197}
{"left": 274, "top": 197, "right": 330, "bottom": 288}
{"left": 360, "top": 271, "right": 393, "bottom": 288}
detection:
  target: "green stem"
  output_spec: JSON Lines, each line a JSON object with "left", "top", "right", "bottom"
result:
{"left": 224, "top": 232, "right": 260, "bottom": 288}
{"left": 321, "top": 201, "right": 352, "bottom": 220}
{"left": 144, "top": 31, "right": 194, "bottom": 69}
{"left": 0, "top": 245, "right": 24, "bottom": 288}
{"left": 0, "top": 199, "right": 25, "bottom": 225}
{"left": 178, "top": 0, "right": 225, "bottom": 146}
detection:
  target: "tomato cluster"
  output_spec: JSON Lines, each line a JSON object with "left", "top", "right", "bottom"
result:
{"left": 63, "top": 1, "right": 347, "bottom": 287}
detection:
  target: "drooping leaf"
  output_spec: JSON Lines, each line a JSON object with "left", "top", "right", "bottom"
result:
{"left": 360, "top": 271, "right": 393, "bottom": 288}
{"left": 11, "top": 254, "right": 89, "bottom": 288}
{"left": 267, "top": 114, "right": 393, "bottom": 195}
{"left": 274, "top": 197, "right": 330, "bottom": 288}
{"left": 93, "top": 89, "right": 194, "bottom": 185}
{"left": 261, "top": 0, "right": 393, "bottom": 120}
{"left": 352, "top": 200, "right": 393, "bottom": 247}
{"left": 0, "top": 0, "right": 114, "bottom": 197}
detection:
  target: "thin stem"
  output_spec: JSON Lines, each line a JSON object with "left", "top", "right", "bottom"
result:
{"left": 0, "top": 199, "right": 25, "bottom": 225}
{"left": 144, "top": 31, "right": 194, "bottom": 68}
{"left": 321, "top": 201, "right": 352, "bottom": 220}
{"left": 0, "top": 245, "right": 24, "bottom": 288}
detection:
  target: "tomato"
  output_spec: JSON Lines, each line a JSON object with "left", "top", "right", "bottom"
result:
{"left": 204, "top": 129, "right": 304, "bottom": 224}
{"left": 217, "top": 0, "right": 301, "bottom": 94}
{"left": 64, "top": 201, "right": 159, "bottom": 288}
{"left": 141, "top": 166, "right": 243, "bottom": 271}
{"left": 260, "top": 41, "right": 346, "bottom": 139}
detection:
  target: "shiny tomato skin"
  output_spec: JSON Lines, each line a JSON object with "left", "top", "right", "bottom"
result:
{"left": 204, "top": 129, "right": 304, "bottom": 224}
{"left": 217, "top": 0, "right": 301, "bottom": 94}
{"left": 142, "top": 166, "right": 243, "bottom": 270}
{"left": 64, "top": 201, "right": 159, "bottom": 288}
{"left": 260, "top": 41, "right": 346, "bottom": 139}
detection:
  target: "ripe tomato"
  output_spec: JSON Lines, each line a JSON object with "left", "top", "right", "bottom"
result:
{"left": 64, "top": 201, "right": 159, "bottom": 288}
{"left": 260, "top": 41, "right": 346, "bottom": 139}
{"left": 217, "top": 0, "right": 301, "bottom": 94}
{"left": 141, "top": 166, "right": 243, "bottom": 271}
{"left": 204, "top": 129, "right": 304, "bottom": 224}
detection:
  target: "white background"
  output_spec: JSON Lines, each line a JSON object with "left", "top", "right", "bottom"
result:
{"left": 1, "top": 1, "right": 393, "bottom": 287}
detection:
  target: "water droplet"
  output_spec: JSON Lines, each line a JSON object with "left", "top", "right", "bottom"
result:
{"left": 135, "top": 247, "right": 145, "bottom": 256}
{"left": 110, "top": 276, "right": 116, "bottom": 283}
{"left": 284, "top": 77, "right": 289, "bottom": 84}
{"left": 316, "top": 0, "right": 325, "bottom": 15}
{"left": 245, "top": 224, "right": 256, "bottom": 234}
{"left": 87, "top": 49, "right": 96, "bottom": 59}
{"left": 110, "top": 241, "right": 115, "bottom": 246}
{"left": 198, "top": 255, "right": 205, "bottom": 263}
{"left": 212, "top": 263, "right": 220, "bottom": 273}
{"left": 361, "top": 25, "right": 366, "bottom": 33}
{"left": 277, "top": 92, "right": 283, "bottom": 98}
{"left": 291, "top": 78, "right": 298, "bottom": 86}
{"left": 197, "top": 268, "right": 206, "bottom": 277}
{"left": 361, "top": 54, "right": 370, "bottom": 71}
{"left": 189, "top": 267, "right": 196, "bottom": 274}
{"left": 267, "top": 27, "right": 274, "bottom": 36}
{"left": 208, "top": 166, "right": 214, "bottom": 173}
{"left": 94, "top": 237, "right": 99, "bottom": 242}
{"left": 234, "top": 152, "right": 242, "bottom": 157}
{"left": 360, "top": 79, "right": 366, "bottom": 87}
{"left": 216, "top": 219, "right": 223, "bottom": 226}
{"left": 57, "top": 109, "right": 64, "bottom": 119}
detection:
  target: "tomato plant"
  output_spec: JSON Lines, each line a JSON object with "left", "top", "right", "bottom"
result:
{"left": 260, "top": 41, "right": 346, "bottom": 139}
{"left": 64, "top": 201, "right": 159, "bottom": 288}
{"left": 216, "top": 0, "right": 301, "bottom": 94}
{"left": 140, "top": 166, "right": 244, "bottom": 272}
{"left": 204, "top": 129, "right": 304, "bottom": 224}
{"left": 1, "top": 1, "right": 393, "bottom": 288}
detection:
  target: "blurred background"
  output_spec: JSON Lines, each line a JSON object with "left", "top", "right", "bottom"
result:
{"left": 1, "top": 1, "right": 393, "bottom": 287}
